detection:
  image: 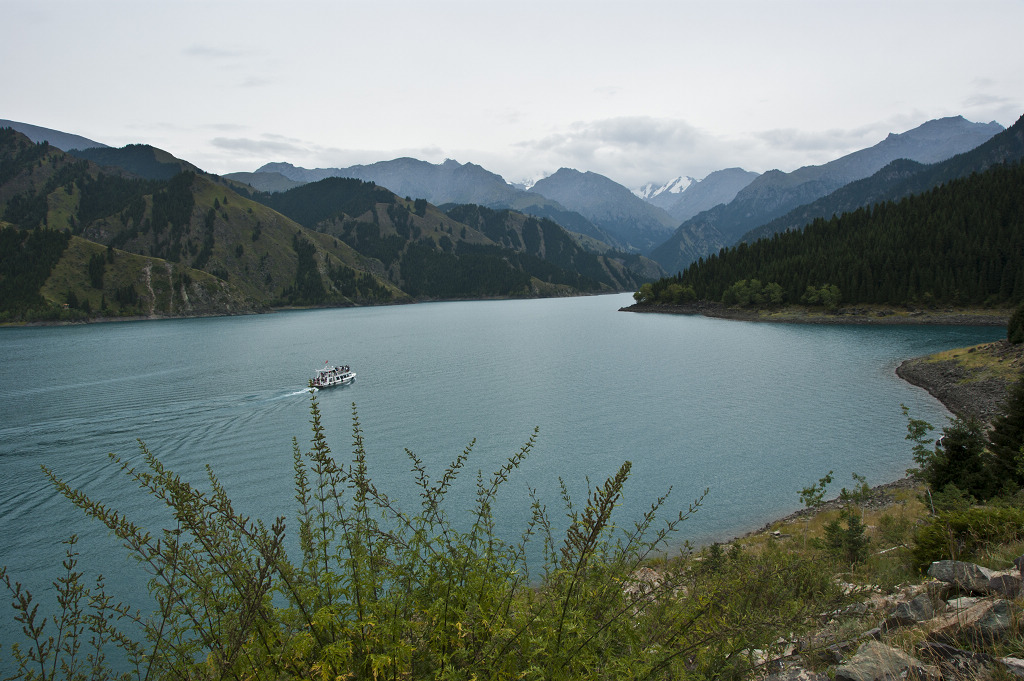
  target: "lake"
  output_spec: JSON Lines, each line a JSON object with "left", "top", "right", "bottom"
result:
{"left": 0, "top": 293, "right": 1005, "bottom": 648}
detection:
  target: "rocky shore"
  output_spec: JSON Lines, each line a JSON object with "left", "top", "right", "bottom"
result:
{"left": 744, "top": 338, "right": 1021, "bottom": 537}
{"left": 895, "top": 339, "right": 1024, "bottom": 425}
{"left": 623, "top": 304, "right": 1022, "bottom": 679}
{"left": 757, "top": 337, "right": 1023, "bottom": 680}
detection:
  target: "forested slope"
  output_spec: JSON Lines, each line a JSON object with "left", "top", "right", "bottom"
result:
{"left": 637, "top": 161, "right": 1024, "bottom": 308}
{"left": 0, "top": 129, "right": 403, "bottom": 321}
{"left": 742, "top": 113, "right": 1024, "bottom": 244}
{"left": 250, "top": 178, "right": 655, "bottom": 297}
{"left": 1, "top": 128, "right": 651, "bottom": 323}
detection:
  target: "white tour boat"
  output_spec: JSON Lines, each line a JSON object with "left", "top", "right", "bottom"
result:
{"left": 311, "top": 362, "right": 356, "bottom": 389}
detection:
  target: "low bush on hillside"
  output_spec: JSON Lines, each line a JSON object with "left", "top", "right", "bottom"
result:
{"left": 912, "top": 506, "right": 1024, "bottom": 570}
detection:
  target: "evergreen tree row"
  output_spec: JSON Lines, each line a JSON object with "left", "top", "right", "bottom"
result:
{"left": 0, "top": 226, "right": 72, "bottom": 317}
{"left": 640, "top": 161, "right": 1024, "bottom": 308}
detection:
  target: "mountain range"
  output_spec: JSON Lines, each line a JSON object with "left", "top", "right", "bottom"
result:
{"left": 639, "top": 168, "right": 760, "bottom": 223}
{"left": 0, "top": 125, "right": 658, "bottom": 323}
{"left": 659, "top": 135, "right": 1024, "bottom": 310}
{"left": 232, "top": 159, "right": 677, "bottom": 253}
{"left": 742, "top": 115, "right": 1024, "bottom": 245}
{"left": 2, "top": 112, "right": 1018, "bottom": 322}
{"left": 223, "top": 116, "right": 1004, "bottom": 273}
{"left": 649, "top": 116, "right": 1005, "bottom": 273}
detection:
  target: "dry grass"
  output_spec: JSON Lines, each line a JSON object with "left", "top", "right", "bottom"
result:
{"left": 926, "top": 341, "right": 1024, "bottom": 383}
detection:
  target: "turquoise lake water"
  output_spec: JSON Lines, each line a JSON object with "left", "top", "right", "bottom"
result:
{"left": 0, "top": 293, "right": 1006, "bottom": 651}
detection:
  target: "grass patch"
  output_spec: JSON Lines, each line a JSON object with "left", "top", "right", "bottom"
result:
{"left": 923, "top": 342, "right": 1024, "bottom": 383}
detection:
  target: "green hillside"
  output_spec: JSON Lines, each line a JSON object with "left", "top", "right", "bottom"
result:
{"left": 248, "top": 177, "right": 653, "bottom": 298}
{"left": 0, "top": 128, "right": 650, "bottom": 323}
{"left": 444, "top": 204, "right": 656, "bottom": 291}
{"left": 0, "top": 129, "right": 403, "bottom": 322}
{"left": 635, "top": 160, "right": 1024, "bottom": 310}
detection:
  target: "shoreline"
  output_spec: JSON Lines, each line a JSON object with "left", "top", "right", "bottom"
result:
{"left": 710, "top": 331, "right": 1018, "bottom": 548}
{"left": 735, "top": 475, "right": 922, "bottom": 543}
{"left": 2, "top": 291, "right": 629, "bottom": 329}
{"left": 620, "top": 301, "right": 1009, "bottom": 326}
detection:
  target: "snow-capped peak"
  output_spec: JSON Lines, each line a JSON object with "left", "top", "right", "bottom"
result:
{"left": 632, "top": 176, "right": 695, "bottom": 200}
{"left": 511, "top": 173, "right": 550, "bottom": 191}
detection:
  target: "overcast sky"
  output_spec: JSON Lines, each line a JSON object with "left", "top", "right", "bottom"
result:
{"left": 4, "top": 0, "right": 1022, "bottom": 188}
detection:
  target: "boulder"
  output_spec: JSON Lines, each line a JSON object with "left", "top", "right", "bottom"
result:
{"left": 988, "top": 572, "right": 1023, "bottom": 599}
{"left": 889, "top": 593, "right": 935, "bottom": 626}
{"left": 1000, "top": 656, "right": 1024, "bottom": 678}
{"left": 916, "top": 641, "right": 993, "bottom": 678}
{"left": 622, "top": 566, "right": 661, "bottom": 597}
{"left": 929, "top": 599, "right": 1016, "bottom": 646}
{"left": 946, "top": 595, "right": 982, "bottom": 612}
{"left": 842, "top": 602, "right": 868, "bottom": 618}
{"left": 833, "top": 641, "right": 940, "bottom": 681}
{"left": 927, "top": 560, "right": 993, "bottom": 593}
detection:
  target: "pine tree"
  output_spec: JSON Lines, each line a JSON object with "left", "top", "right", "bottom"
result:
{"left": 988, "top": 378, "right": 1024, "bottom": 487}
{"left": 1008, "top": 303, "right": 1024, "bottom": 344}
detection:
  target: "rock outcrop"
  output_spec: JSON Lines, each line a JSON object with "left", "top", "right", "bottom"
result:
{"left": 767, "top": 557, "right": 1023, "bottom": 680}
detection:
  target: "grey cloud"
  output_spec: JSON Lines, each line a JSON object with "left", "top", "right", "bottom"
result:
{"left": 524, "top": 117, "right": 705, "bottom": 152}
{"left": 963, "top": 92, "right": 1014, "bottom": 109}
{"left": 513, "top": 117, "right": 740, "bottom": 186}
{"left": 753, "top": 127, "right": 874, "bottom": 153}
{"left": 183, "top": 44, "right": 251, "bottom": 59}
{"left": 211, "top": 136, "right": 310, "bottom": 156}
{"left": 205, "top": 123, "right": 247, "bottom": 133}
{"left": 510, "top": 115, "right": 928, "bottom": 187}
{"left": 240, "top": 76, "right": 272, "bottom": 88}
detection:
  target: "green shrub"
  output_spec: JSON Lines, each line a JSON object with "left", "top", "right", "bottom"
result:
{"left": 823, "top": 509, "right": 870, "bottom": 565}
{"left": 912, "top": 505, "right": 1024, "bottom": 570}
{"left": 876, "top": 512, "right": 913, "bottom": 548}
{"left": 904, "top": 409, "right": 998, "bottom": 501}
{"left": 678, "top": 542, "right": 845, "bottom": 679}
{"left": 927, "top": 483, "right": 977, "bottom": 512}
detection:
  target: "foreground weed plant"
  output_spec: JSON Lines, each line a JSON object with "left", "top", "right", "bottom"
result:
{"left": 1, "top": 394, "right": 843, "bottom": 680}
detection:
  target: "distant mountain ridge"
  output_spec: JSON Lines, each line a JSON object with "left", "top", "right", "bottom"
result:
{"left": 633, "top": 176, "right": 694, "bottom": 201}
{"left": 68, "top": 144, "right": 205, "bottom": 181}
{"left": 741, "top": 113, "right": 1024, "bottom": 244}
{"left": 649, "top": 116, "right": 1005, "bottom": 273}
{"left": 257, "top": 158, "right": 522, "bottom": 207}
{"left": 664, "top": 158, "right": 1024, "bottom": 310}
{"left": 219, "top": 170, "right": 306, "bottom": 193}
{"left": 528, "top": 168, "right": 677, "bottom": 253}
{"left": 0, "top": 119, "right": 108, "bottom": 152}
{"left": 641, "top": 168, "right": 760, "bottom": 223}
{"left": 246, "top": 158, "right": 670, "bottom": 254}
